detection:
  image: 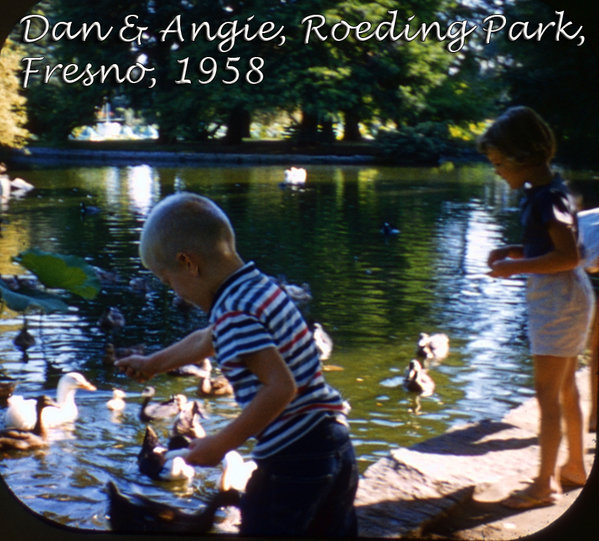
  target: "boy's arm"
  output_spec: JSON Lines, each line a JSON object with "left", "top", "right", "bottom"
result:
{"left": 115, "top": 325, "right": 215, "bottom": 382}
{"left": 185, "top": 347, "right": 297, "bottom": 466}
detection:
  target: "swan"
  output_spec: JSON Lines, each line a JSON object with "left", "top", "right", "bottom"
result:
{"left": 137, "top": 425, "right": 195, "bottom": 481}
{"left": 106, "top": 480, "right": 241, "bottom": 533}
{"left": 416, "top": 332, "right": 449, "bottom": 364}
{"left": 219, "top": 450, "right": 257, "bottom": 492}
{"left": 4, "top": 372, "right": 96, "bottom": 430}
{"left": 283, "top": 167, "right": 307, "bottom": 185}
{"left": 139, "top": 387, "right": 187, "bottom": 422}
{"left": 107, "top": 389, "right": 127, "bottom": 411}
{"left": 403, "top": 359, "right": 435, "bottom": 397}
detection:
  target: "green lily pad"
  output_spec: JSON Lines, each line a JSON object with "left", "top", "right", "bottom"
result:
{"left": 13, "top": 249, "right": 101, "bottom": 300}
{"left": 0, "top": 280, "right": 70, "bottom": 313}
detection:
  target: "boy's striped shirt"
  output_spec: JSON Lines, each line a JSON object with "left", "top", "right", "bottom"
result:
{"left": 209, "top": 261, "right": 347, "bottom": 459}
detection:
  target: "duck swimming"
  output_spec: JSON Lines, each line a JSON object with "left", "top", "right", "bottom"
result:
{"left": 107, "top": 389, "right": 126, "bottom": 411}
{"left": 311, "top": 322, "right": 333, "bottom": 362}
{"left": 98, "top": 307, "right": 126, "bottom": 333}
{"left": 283, "top": 167, "right": 307, "bottom": 185}
{"left": 4, "top": 372, "right": 97, "bottom": 430}
{"left": 171, "top": 400, "right": 206, "bottom": 445}
{"left": 139, "top": 387, "right": 187, "bottom": 422}
{"left": 196, "top": 374, "right": 234, "bottom": 398}
{"left": 219, "top": 450, "right": 257, "bottom": 492}
{"left": 416, "top": 332, "right": 449, "bottom": 364}
{"left": 137, "top": 425, "right": 195, "bottom": 481}
{"left": 403, "top": 359, "right": 435, "bottom": 397}
{"left": 106, "top": 480, "right": 241, "bottom": 533}
{"left": 13, "top": 320, "right": 35, "bottom": 352}
{"left": 0, "top": 395, "right": 59, "bottom": 451}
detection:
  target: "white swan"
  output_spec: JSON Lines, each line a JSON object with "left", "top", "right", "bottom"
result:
{"left": 4, "top": 372, "right": 97, "bottom": 430}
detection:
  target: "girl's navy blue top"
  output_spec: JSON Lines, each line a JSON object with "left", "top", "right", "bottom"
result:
{"left": 520, "top": 174, "right": 578, "bottom": 258}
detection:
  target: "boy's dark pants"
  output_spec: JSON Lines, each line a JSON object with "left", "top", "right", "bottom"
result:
{"left": 240, "top": 416, "right": 359, "bottom": 537}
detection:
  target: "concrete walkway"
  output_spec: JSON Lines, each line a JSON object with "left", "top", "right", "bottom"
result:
{"left": 355, "top": 367, "right": 597, "bottom": 539}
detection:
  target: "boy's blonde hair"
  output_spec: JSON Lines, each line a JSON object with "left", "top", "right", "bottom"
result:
{"left": 140, "top": 192, "right": 236, "bottom": 271}
{"left": 477, "top": 106, "right": 556, "bottom": 166}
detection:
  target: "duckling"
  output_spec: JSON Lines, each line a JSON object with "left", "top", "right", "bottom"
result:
{"left": 416, "top": 332, "right": 450, "bottom": 364}
{"left": 137, "top": 425, "right": 194, "bottom": 481}
{"left": 4, "top": 372, "right": 97, "bottom": 430}
{"left": 219, "top": 450, "right": 257, "bottom": 492}
{"left": 106, "top": 480, "right": 241, "bottom": 533}
{"left": 196, "top": 374, "right": 234, "bottom": 398}
{"left": 13, "top": 320, "right": 35, "bottom": 352}
{"left": 139, "top": 387, "right": 187, "bottom": 422}
{"left": 403, "top": 359, "right": 435, "bottom": 397}
{"left": 107, "top": 389, "right": 126, "bottom": 411}
{"left": 0, "top": 395, "right": 59, "bottom": 451}
{"left": 283, "top": 167, "right": 307, "bottom": 186}
{"left": 98, "top": 307, "right": 126, "bottom": 333}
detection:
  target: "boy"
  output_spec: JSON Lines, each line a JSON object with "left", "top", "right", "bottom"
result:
{"left": 116, "top": 192, "right": 358, "bottom": 536}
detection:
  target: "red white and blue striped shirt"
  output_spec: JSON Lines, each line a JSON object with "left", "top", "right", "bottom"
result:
{"left": 209, "top": 262, "right": 347, "bottom": 459}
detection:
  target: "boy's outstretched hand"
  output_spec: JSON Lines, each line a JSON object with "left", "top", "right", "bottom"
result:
{"left": 115, "top": 354, "right": 155, "bottom": 382}
{"left": 186, "top": 435, "right": 228, "bottom": 467}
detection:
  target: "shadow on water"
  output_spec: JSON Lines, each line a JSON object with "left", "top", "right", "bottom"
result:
{"left": 0, "top": 162, "right": 597, "bottom": 530}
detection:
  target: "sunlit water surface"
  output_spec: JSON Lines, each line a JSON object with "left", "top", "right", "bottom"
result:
{"left": 0, "top": 161, "right": 597, "bottom": 531}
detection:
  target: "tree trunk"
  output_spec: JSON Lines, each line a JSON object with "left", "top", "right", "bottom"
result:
{"left": 298, "top": 110, "right": 318, "bottom": 146}
{"left": 343, "top": 110, "right": 362, "bottom": 142}
{"left": 225, "top": 107, "right": 251, "bottom": 145}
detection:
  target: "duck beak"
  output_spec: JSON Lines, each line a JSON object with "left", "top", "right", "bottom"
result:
{"left": 80, "top": 381, "right": 97, "bottom": 391}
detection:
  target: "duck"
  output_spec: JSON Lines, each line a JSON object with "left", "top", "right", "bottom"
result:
{"left": 0, "top": 395, "right": 59, "bottom": 451}
{"left": 172, "top": 400, "right": 206, "bottom": 444}
{"left": 98, "top": 307, "right": 126, "bottom": 333}
{"left": 380, "top": 222, "right": 400, "bottom": 236}
{"left": 129, "top": 276, "right": 152, "bottom": 294}
{"left": 107, "top": 389, "right": 127, "bottom": 411}
{"left": 196, "top": 374, "right": 234, "bottom": 398}
{"left": 219, "top": 450, "right": 257, "bottom": 492}
{"left": 9, "top": 177, "right": 35, "bottom": 196}
{"left": 403, "top": 359, "right": 435, "bottom": 397}
{"left": 416, "top": 332, "right": 450, "bottom": 364}
{"left": 106, "top": 480, "right": 241, "bottom": 533}
{"left": 311, "top": 322, "right": 333, "bottom": 362}
{"left": 80, "top": 201, "right": 101, "bottom": 216}
{"left": 283, "top": 167, "right": 307, "bottom": 186}
{"left": 4, "top": 372, "right": 97, "bottom": 430}
{"left": 137, "top": 425, "right": 195, "bottom": 481}
{"left": 168, "top": 358, "right": 212, "bottom": 378}
{"left": 13, "top": 320, "right": 35, "bottom": 352}
{"left": 277, "top": 277, "right": 312, "bottom": 305}
{"left": 139, "top": 387, "right": 187, "bottom": 422}
{"left": 0, "top": 381, "right": 17, "bottom": 406}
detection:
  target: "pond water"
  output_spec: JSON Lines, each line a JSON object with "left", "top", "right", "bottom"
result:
{"left": 0, "top": 160, "right": 597, "bottom": 531}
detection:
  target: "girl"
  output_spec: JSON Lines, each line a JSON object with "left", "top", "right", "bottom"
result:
{"left": 478, "top": 106, "right": 595, "bottom": 509}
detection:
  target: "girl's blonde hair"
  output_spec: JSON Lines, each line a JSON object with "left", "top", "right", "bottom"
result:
{"left": 140, "top": 192, "right": 236, "bottom": 271}
{"left": 477, "top": 106, "right": 556, "bottom": 166}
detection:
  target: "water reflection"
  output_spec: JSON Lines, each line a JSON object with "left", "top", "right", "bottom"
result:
{"left": 0, "top": 162, "right": 596, "bottom": 530}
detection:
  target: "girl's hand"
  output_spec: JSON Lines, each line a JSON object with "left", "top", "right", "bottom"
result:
{"left": 185, "top": 435, "right": 228, "bottom": 467}
{"left": 487, "top": 247, "right": 511, "bottom": 267}
{"left": 115, "top": 354, "right": 155, "bottom": 382}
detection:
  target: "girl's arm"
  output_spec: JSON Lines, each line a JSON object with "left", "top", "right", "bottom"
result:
{"left": 489, "top": 220, "right": 580, "bottom": 278}
{"left": 488, "top": 245, "right": 524, "bottom": 267}
{"left": 185, "top": 347, "right": 297, "bottom": 466}
{"left": 115, "top": 326, "right": 215, "bottom": 382}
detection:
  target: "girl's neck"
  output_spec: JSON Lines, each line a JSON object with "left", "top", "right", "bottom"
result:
{"left": 526, "top": 163, "right": 554, "bottom": 187}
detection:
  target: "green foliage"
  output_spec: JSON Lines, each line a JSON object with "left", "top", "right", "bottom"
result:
{"left": 14, "top": 249, "right": 101, "bottom": 300}
{"left": 0, "top": 280, "right": 70, "bottom": 314}
{"left": 375, "top": 122, "right": 452, "bottom": 164}
{"left": 0, "top": 39, "right": 30, "bottom": 148}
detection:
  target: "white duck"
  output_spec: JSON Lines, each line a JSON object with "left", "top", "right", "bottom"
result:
{"left": 219, "top": 450, "right": 257, "bottom": 492}
{"left": 107, "top": 389, "right": 127, "bottom": 411}
{"left": 4, "top": 372, "right": 97, "bottom": 430}
{"left": 283, "top": 167, "right": 307, "bottom": 185}
{"left": 416, "top": 332, "right": 450, "bottom": 364}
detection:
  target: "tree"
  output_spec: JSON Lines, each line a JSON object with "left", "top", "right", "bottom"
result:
{"left": 0, "top": 39, "right": 29, "bottom": 149}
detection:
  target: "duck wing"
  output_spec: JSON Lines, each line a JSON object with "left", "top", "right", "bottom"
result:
{"left": 4, "top": 396, "right": 36, "bottom": 430}
{"left": 106, "top": 481, "right": 241, "bottom": 533}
